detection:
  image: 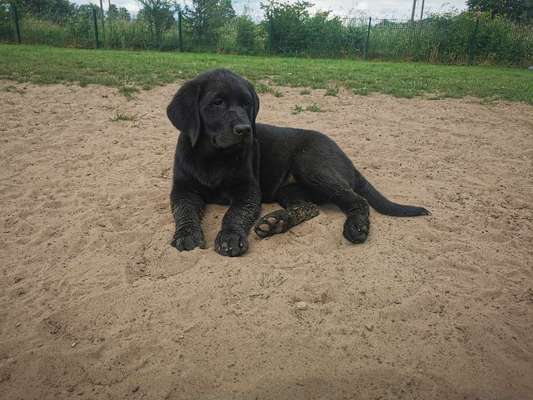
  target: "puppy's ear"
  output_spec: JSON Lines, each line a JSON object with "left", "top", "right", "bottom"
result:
{"left": 247, "top": 81, "right": 260, "bottom": 122}
{"left": 167, "top": 80, "right": 201, "bottom": 147}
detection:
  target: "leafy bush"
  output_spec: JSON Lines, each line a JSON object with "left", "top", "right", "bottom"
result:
{"left": 366, "top": 12, "right": 532, "bottom": 65}
{"left": 0, "top": 0, "right": 531, "bottom": 66}
{"left": 20, "top": 17, "right": 71, "bottom": 47}
{"left": 216, "top": 15, "right": 264, "bottom": 54}
{"left": 0, "top": 4, "right": 13, "bottom": 42}
{"left": 235, "top": 16, "right": 257, "bottom": 53}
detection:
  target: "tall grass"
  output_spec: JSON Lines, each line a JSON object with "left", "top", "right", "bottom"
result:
{"left": 0, "top": 11, "right": 531, "bottom": 66}
{"left": 368, "top": 14, "right": 533, "bottom": 65}
{"left": 20, "top": 17, "right": 93, "bottom": 48}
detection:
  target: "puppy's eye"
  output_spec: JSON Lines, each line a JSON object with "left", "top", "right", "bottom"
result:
{"left": 211, "top": 98, "right": 224, "bottom": 107}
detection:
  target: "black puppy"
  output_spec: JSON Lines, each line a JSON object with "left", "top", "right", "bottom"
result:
{"left": 167, "top": 69, "right": 428, "bottom": 257}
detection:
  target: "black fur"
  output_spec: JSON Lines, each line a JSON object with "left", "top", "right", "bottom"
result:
{"left": 168, "top": 69, "right": 429, "bottom": 256}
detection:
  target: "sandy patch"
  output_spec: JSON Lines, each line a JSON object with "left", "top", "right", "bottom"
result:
{"left": 1, "top": 80, "right": 532, "bottom": 399}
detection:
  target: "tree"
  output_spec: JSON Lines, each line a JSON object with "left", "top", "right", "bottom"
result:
{"left": 107, "top": 4, "right": 131, "bottom": 21}
{"left": 261, "top": 1, "right": 312, "bottom": 54}
{"left": 65, "top": 4, "right": 97, "bottom": 47}
{"left": 75, "top": 4, "right": 96, "bottom": 19}
{"left": 467, "top": 0, "right": 532, "bottom": 23}
{"left": 16, "top": 0, "right": 75, "bottom": 23}
{"left": 137, "top": 0, "right": 175, "bottom": 47}
{"left": 235, "top": 15, "right": 256, "bottom": 51}
{"left": 185, "top": 0, "right": 236, "bottom": 47}
{"left": 0, "top": 2, "right": 11, "bottom": 36}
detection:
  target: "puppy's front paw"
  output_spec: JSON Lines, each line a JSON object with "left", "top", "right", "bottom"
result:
{"left": 343, "top": 214, "right": 369, "bottom": 244}
{"left": 215, "top": 230, "right": 248, "bottom": 257}
{"left": 171, "top": 229, "right": 205, "bottom": 251}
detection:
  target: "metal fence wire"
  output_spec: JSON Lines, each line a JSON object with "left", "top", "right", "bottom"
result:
{"left": 1, "top": 4, "right": 532, "bottom": 66}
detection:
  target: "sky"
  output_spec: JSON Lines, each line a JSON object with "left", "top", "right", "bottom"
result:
{"left": 75, "top": 0, "right": 467, "bottom": 20}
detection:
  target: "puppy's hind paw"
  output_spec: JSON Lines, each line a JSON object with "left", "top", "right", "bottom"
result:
{"left": 343, "top": 214, "right": 369, "bottom": 244}
{"left": 254, "top": 209, "right": 290, "bottom": 239}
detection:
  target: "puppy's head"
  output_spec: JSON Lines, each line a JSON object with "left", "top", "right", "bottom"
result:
{"left": 167, "top": 69, "right": 259, "bottom": 150}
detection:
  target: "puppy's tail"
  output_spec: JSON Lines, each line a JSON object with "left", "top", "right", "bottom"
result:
{"left": 354, "top": 176, "right": 430, "bottom": 217}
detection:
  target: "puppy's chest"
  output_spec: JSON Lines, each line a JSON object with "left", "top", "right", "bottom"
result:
{"left": 183, "top": 152, "right": 252, "bottom": 203}
{"left": 193, "top": 161, "right": 237, "bottom": 187}
{"left": 197, "top": 169, "right": 238, "bottom": 205}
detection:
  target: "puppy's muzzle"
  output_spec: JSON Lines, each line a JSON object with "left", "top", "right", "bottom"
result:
{"left": 233, "top": 124, "right": 252, "bottom": 137}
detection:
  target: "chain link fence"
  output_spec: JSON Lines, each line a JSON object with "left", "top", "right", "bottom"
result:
{"left": 1, "top": 3, "right": 532, "bottom": 66}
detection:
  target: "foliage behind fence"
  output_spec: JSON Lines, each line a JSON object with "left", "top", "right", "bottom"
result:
{"left": 1, "top": 1, "right": 532, "bottom": 66}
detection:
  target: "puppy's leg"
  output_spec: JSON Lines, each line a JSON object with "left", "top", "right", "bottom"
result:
{"left": 296, "top": 170, "right": 370, "bottom": 244}
{"left": 254, "top": 184, "right": 319, "bottom": 238}
{"left": 331, "top": 186, "right": 370, "bottom": 244}
{"left": 215, "top": 182, "right": 261, "bottom": 257}
{"left": 170, "top": 184, "right": 206, "bottom": 251}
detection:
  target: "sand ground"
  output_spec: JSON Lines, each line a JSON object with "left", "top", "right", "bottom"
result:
{"left": 1, "top": 80, "right": 532, "bottom": 400}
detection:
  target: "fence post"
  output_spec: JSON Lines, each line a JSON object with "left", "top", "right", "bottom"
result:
{"left": 99, "top": 0, "right": 106, "bottom": 44}
{"left": 11, "top": 3, "right": 21, "bottom": 44}
{"left": 178, "top": 8, "right": 183, "bottom": 52}
{"left": 468, "top": 16, "right": 479, "bottom": 65}
{"left": 92, "top": 6, "right": 100, "bottom": 49}
{"left": 364, "top": 17, "right": 371, "bottom": 60}
{"left": 268, "top": 12, "right": 273, "bottom": 54}
{"left": 410, "top": 0, "right": 417, "bottom": 22}
{"left": 441, "top": 18, "right": 449, "bottom": 63}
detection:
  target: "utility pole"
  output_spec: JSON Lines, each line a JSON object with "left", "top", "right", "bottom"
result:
{"left": 178, "top": 6, "right": 183, "bottom": 52}
{"left": 410, "top": 0, "right": 417, "bottom": 22}
{"left": 92, "top": 6, "right": 99, "bottom": 48}
{"left": 419, "top": 0, "right": 425, "bottom": 20}
{"left": 364, "top": 17, "right": 371, "bottom": 60}
{"left": 11, "top": 3, "right": 21, "bottom": 44}
{"left": 99, "top": 0, "right": 105, "bottom": 42}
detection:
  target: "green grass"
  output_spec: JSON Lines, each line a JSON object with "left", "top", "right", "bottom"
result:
{"left": 325, "top": 86, "right": 339, "bottom": 96}
{"left": 255, "top": 83, "right": 272, "bottom": 94}
{"left": 352, "top": 87, "right": 369, "bottom": 96}
{"left": 1, "top": 44, "right": 532, "bottom": 103}
{"left": 292, "top": 103, "right": 323, "bottom": 113}
{"left": 254, "top": 83, "right": 283, "bottom": 97}
{"left": 272, "top": 88, "right": 283, "bottom": 97}
{"left": 306, "top": 103, "right": 323, "bottom": 112}
{"left": 111, "top": 111, "right": 137, "bottom": 122}
{"left": 1, "top": 84, "right": 26, "bottom": 94}
{"left": 292, "top": 104, "right": 304, "bottom": 114}
{"left": 117, "top": 85, "right": 140, "bottom": 100}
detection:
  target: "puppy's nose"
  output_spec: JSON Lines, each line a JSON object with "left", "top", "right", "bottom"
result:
{"left": 233, "top": 124, "right": 251, "bottom": 136}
